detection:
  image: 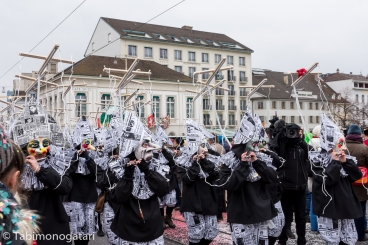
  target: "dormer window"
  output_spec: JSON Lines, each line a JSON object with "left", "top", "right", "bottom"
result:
{"left": 207, "top": 40, "right": 220, "bottom": 46}
{"left": 167, "top": 35, "right": 181, "bottom": 42}
{"left": 220, "top": 41, "right": 243, "bottom": 49}
{"left": 153, "top": 33, "right": 166, "bottom": 40}
{"left": 181, "top": 36, "right": 194, "bottom": 43}
{"left": 195, "top": 38, "right": 207, "bottom": 45}
{"left": 124, "top": 30, "right": 151, "bottom": 38}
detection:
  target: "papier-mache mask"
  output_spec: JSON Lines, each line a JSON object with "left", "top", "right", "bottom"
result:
{"left": 134, "top": 137, "right": 161, "bottom": 161}
{"left": 27, "top": 137, "right": 51, "bottom": 160}
{"left": 245, "top": 140, "right": 260, "bottom": 153}
{"left": 72, "top": 116, "right": 95, "bottom": 149}
{"left": 320, "top": 113, "right": 343, "bottom": 152}
{"left": 234, "top": 107, "right": 256, "bottom": 144}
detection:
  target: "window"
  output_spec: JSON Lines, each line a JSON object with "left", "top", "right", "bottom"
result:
{"left": 160, "top": 48, "right": 167, "bottom": 59}
{"left": 309, "top": 116, "right": 313, "bottom": 123}
{"left": 240, "top": 100, "right": 247, "bottom": 110}
{"left": 153, "top": 33, "right": 166, "bottom": 40}
{"left": 101, "top": 94, "right": 111, "bottom": 110}
{"left": 202, "top": 53, "right": 209, "bottom": 63}
{"left": 203, "top": 99, "right": 210, "bottom": 110}
{"left": 315, "top": 103, "right": 319, "bottom": 110}
{"left": 108, "top": 33, "right": 111, "bottom": 42}
{"left": 240, "top": 88, "right": 246, "bottom": 96}
{"left": 291, "top": 116, "right": 295, "bottom": 123}
{"left": 75, "top": 93, "right": 87, "bottom": 117}
{"left": 356, "top": 94, "right": 359, "bottom": 102}
{"left": 215, "top": 54, "right": 221, "bottom": 63}
{"left": 54, "top": 95, "right": 57, "bottom": 109}
{"left": 189, "top": 67, "right": 196, "bottom": 78}
{"left": 216, "top": 99, "right": 223, "bottom": 110}
{"left": 227, "top": 55, "right": 233, "bottom": 65}
{"left": 362, "top": 95, "right": 365, "bottom": 103}
{"left": 167, "top": 35, "right": 181, "bottom": 42}
{"left": 228, "top": 85, "right": 235, "bottom": 95}
{"left": 228, "top": 70, "right": 234, "bottom": 81}
{"left": 207, "top": 40, "right": 220, "bottom": 46}
{"left": 281, "top": 102, "right": 285, "bottom": 109}
{"left": 322, "top": 104, "right": 325, "bottom": 110}
{"left": 309, "top": 103, "right": 313, "bottom": 110}
{"left": 174, "top": 50, "right": 182, "bottom": 60}
{"left": 128, "top": 45, "right": 137, "bottom": 56}
{"left": 50, "top": 63, "right": 57, "bottom": 74}
{"left": 144, "top": 47, "right": 152, "bottom": 58}
{"left": 175, "top": 66, "right": 182, "bottom": 73}
{"left": 282, "top": 116, "right": 286, "bottom": 121}
{"left": 258, "top": 102, "right": 264, "bottom": 109}
{"left": 229, "top": 114, "right": 235, "bottom": 125}
{"left": 166, "top": 97, "right": 175, "bottom": 119}
{"left": 299, "top": 102, "right": 303, "bottom": 109}
{"left": 92, "top": 42, "right": 94, "bottom": 51}
{"left": 152, "top": 96, "right": 160, "bottom": 118}
{"left": 181, "top": 37, "right": 194, "bottom": 43}
{"left": 186, "top": 98, "right": 194, "bottom": 118}
{"left": 188, "top": 52, "right": 196, "bottom": 62}
{"left": 136, "top": 96, "right": 145, "bottom": 118}
{"left": 239, "top": 71, "right": 246, "bottom": 82}
{"left": 217, "top": 114, "right": 224, "bottom": 125}
{"left": 272, "top": 101, "right": 277, "bottom": 109}
{"left": 204, "top": 114, "right": 211, "bottom": 125}
{"left": 316, "top": 116, "right": 320, "bottom": 123}
{"left": 195, "top": 38, "right": 207, "bottom": 45}
{"left": 299, "top": 116, "right": 303, "bottom": 123}
{"left": 239, "top": 57, "right": 245, "bottom": 66}
{"left": 202, "top": 68, "right": 209, "bottom": 79}
{"left": 290, "top": 102, "right": 294, "bottom": 109}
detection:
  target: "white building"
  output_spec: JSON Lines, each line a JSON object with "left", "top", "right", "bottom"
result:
{"left": 83, "top": 17, "right": 254, "bottom": 132}
{"left": 250, "top": 69, "right": 342, "bottom": 132}
{"left": 41, "top": 56, "right": 235, "bottom": 137}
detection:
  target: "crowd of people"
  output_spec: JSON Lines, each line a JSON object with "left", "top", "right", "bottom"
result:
{"left": 1, "top": 99, "right": 368, "bottom": 245}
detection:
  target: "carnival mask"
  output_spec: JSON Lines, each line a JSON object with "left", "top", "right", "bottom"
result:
{"left": 245, "top": 140, "right": 259, "bottom": 153}
{"left": 198, "top": 140, "right": 209, "bottom": 154}
{"left": 27, "top": 138, "right": 51, "bottom": 159}
{"left": 82, "top": 139, "right": 96, "bottom": 151}
{"left": 135, "top": 137, "right": 161, "bottom": 161}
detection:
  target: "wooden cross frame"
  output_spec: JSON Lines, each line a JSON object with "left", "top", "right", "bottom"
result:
{"left": 290, "top": 62, "right": 319, "bottom": 87}
{"left": 239, "top": 78, "right": 269, "bottom": 103}
{"left": 19, "top": 44, "right": 74, "bottom": 101}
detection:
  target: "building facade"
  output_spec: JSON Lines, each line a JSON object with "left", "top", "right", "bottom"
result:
{"left": 251, "top": 69, "right": 342, "bottom": 132}
{"left": 83, "top": 17, "right": 254, "bottom": 132}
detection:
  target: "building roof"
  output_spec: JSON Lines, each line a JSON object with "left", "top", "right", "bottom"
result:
{"left": 55, "top": 56, "right": 193, "bottom": 83}
{"left": 252, "top": 70, "right": 342, "bottom": 102}
{"left": 101, "top": 17, "right": 253, "bottom": 53}
{"left": 321, "top": 72, "right": 368, "bottom": 82}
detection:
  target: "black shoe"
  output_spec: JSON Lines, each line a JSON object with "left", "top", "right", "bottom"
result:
{"left": 162, "top": 216, "right": 167, "bottom": 229}
{"left": 305, "top": 215, "right": 310, "bottom": 223}
{"left": 286, "top": 229, "right": 296, "bottom": 239}
{"left": 165, "top": 214, "right": 176, "bottom": 228}
{"left": 97, "top": 229, "right": 105, "bottom": 237}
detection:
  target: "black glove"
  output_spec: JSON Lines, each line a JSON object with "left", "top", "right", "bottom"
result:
{"left": 124, "top": 165, "right": 135, "bottom": 178}
{"left": 79, "top": 150, "right": 90, "bottom": 161}
{"left": 187, "top": 162, "right": 200, "bottom": 180}
{"left": 200, "top": 159, "right": 215, "bottom": 172}
{"left": 138, "top": 159, "right": 150, "bottom": 175}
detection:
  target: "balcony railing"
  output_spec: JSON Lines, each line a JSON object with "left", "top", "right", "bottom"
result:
{"left": 228, "top": 105, "right": 237, "bottom": 110}
{"left": 240, "top": 77, "right": 248, "bottom": 83}
{"left": 229, "top": 120, "right": 237, "bottom": 126}
{"left": 203, "top": 105, "right": 212, "bottom": 110}
{"left": 216, "top": 120, "right": 225, "bottom": 126}
{"left": 203, "top": 120, "right": 212, "bottom": 125}
{"left": 228, "top": 91, "right": 236, "bottom": 96}
{"left": 228, "top": 76, "right": 236, "bottom": 81}
{"left": 215, "top": 90, "right": 224, "bottom": 96}
{"left": 240, "top": 91, "right": 247, "bottom": 97}
{"left": 216, "top": 105, "right": 225, "bottom": 110}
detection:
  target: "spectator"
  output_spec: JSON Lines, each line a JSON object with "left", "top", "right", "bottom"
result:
{"left": 363, "top": 129, "right": 368, "bottom": 146}
{"left": 208, "top": 137, "right": 225, "bottom": 155}
{"left": 345, "top": 124, "right": 368, "bottom": 241}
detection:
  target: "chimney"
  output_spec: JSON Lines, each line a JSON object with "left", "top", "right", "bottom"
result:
{"left": 283, "top": 75, "right": 289, "bottom": 85}
{"left": 336, "top": 68, "right": 339, "bottom": 73}
{"left": 182, "top": 25, "right": 193, "bottom": 30}
{"left": 350, "top": 72, "right": 352, "bottom": 75}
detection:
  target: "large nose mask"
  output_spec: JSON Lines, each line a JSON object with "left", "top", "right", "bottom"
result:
{"left": 82, "top": 139, "right": 96, "bottom": 151}
{"left": 27, "top": 138, "right": 51, "bottom": 159}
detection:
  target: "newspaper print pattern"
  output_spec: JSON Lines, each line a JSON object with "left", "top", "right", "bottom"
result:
{"left": 175, "top": 146, "right": 194, "bottom": 169}
{"left": 185, "top": 120, "right": 214, "bottom": 156}
{"left": 230, "top": 222, "right": 268, "bottom": 245}
{"left": 101, "top": 202, "right": 121, "bottom": 245}
{"left": 253, "top": 113, "right": 267, "bottom": 142}
{"left": 10, "top": 99, "right": 67, "bottom": 147}
{"left": 320, "top": 113, "right": 343, "bottom": 152}
{"left": 234, "top": 107, "right": 256, "bottom": 144}
{"left": 21, "top": 145, "right": 74, "bottom": 190}
{"left": 120, "top": 235, "right": 164, "bottom": 245}
{"left": 131, "top": 167, "right": 155, "bottom": 200}
{"left": 93, "top": 127, "right": 118, "bottom": 155}
{"left": 268, "top": 201, "right": 285, "bottom": 237}
{"left": 154, "top": 125, "right": 173, "bottom": 147}
{"left": 317, "top": 217, "right": 357, "bottom": 245}
{"left": 183, "top": 212, "right": 219, "bottom": 243}
{"left": 63, "top": 202, "right": 98, "bottom": 235}
{"left": 158, "top": 189, "right": 177, "bottom": 208}
{"left": 309, "top": 151, "right": 355, "bottom": 178}
{"left": 108, "top": 115, "right": 124, "bottom": 145}
{"left": 72, "top": 118, "right": 95, "bottom": 148}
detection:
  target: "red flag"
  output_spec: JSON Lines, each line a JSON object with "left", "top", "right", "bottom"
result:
{"left": 147, "top": 114, "right": 154, "bottom": 128}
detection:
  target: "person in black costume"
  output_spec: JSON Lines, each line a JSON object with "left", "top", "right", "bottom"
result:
{"left": 178, "top": 143, "right": 219, "bottom": 245}
{"left": 219, "top": 143, "right": 277, "bottom": 245}
{"left": 110, "top": 141, "right": 170, "bottom": 244}
{"left": 270, "top": 121, "right": 309, "bottom": 245}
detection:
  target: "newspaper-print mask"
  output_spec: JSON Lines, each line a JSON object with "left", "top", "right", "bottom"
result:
{"left": 198, "top": 139, "right": 209, "bottom": 154}
{"left": 234, "top": 107, "right": 256, "bottom": 144}
{"left": 81, "top": 139, "right": 96, "bottom": 151}
{"left": 245, "top": 140, "right": 259, "bottom": 153}
{"left": 72, "top": 117, "right": 95, "bottom": 148}
{"left": 253, "top": 113, "right": 266, "bottom": 142}
{"left": 27, "top": 137, "right": 51, "bottom": 159}
{"left": 320, "top": 113, "right": 343, "bottom": 152}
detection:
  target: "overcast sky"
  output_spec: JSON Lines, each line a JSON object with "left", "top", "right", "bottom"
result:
{"left": 1, "top": 0, "right": 367, "bottom": 90}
